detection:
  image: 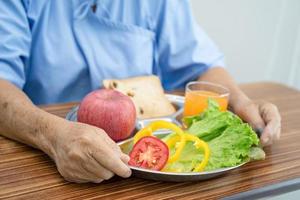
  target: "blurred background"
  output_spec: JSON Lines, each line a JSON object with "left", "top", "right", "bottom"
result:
{"left": 191, "top": 0, "right": 300, "bottom": 89}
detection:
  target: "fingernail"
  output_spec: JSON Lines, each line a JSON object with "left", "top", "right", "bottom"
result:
{"left": 93, "top": 179, "right": 104, "bottom": 184}
{"left": 126, "top": 169, "right": 132, "bottom": 177}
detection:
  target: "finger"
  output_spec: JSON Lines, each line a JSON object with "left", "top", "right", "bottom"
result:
{"left": 74, "top": 167, "right": 105, "bottom": 183}
{"left": 259, "top": 103, "right": 281, "bottom": 124}
{"left": 94, "top": 128, "right": 122, "bottom": 155}
{"left": 91, "top": 146, "right": 131, "bottom": 178}
{"left": 57, "top": 165, "right": 91, "bottom": 183}
{"left": 103, "top": 135, "right": 122, "bottom": 154}
{"left": 60, "top": 158, "right": 107, "bottom": 183}
{"left": 261, "top": 119, "right": 281, "bottom": 146}
{"left": 64, "top": 177, "right": 89, "bottom": 183}
{"left": 63, "top": 169, "right": 103, "bottom": 183}
{"left": 120, "top": 153, "right": 130, "bottom": 164}
{"left": 236, "top": 102, "right": 265, "bottom": 133}
{"left": 259, "top": 103, "right": 281, "bottom": 146}
{"left": 82, "top": 155, "right": 115, "bottom": 180}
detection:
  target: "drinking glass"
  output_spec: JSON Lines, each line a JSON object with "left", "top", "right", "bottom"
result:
{"left": 183, "top": 81, "right": 230, "bottom": 116}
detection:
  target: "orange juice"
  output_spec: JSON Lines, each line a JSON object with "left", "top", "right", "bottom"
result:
{"left": 183, "top": 90, "right": 228, "bottom": 116}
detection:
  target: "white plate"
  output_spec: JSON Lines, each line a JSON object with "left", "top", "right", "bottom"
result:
{"left": 66, "top": 94, "right": 246, "bottom": 182}
{"left": 118, "top": 132, "right": 245, "bottom": 182}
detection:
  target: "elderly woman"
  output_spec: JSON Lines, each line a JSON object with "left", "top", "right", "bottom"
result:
{"left": 0, "top": 0, "right": 280, "bottom": 183}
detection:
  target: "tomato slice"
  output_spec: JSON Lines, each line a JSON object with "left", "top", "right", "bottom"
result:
{"left": 129, "top": 136, "right": 169, "bottom": 171}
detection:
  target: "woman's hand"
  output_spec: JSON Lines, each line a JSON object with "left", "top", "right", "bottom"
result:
{"left": 233, "top": 99, "right": 281, "bottom": 146}
{"left": 49, "top": 121, "right": 131, "bottom": 183}
{"left": 197, "top": 67, "right": 281, "bottom": 146}
{"left": 0, "top": 80, "right": 130, "bottom": 183}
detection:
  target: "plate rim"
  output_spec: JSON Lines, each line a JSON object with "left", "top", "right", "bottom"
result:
{"left": 66, "top": 94, "right": 247, "bottom": 177}
{"left": 128, "top": 163, "right": 246, "bottom": 176}
{"left": 118, "top": 132, "right": 247, "bottom": 176}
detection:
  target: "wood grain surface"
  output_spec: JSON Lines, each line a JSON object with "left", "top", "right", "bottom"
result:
{"left": 1, "top": 82, "right": 300, "bottom": 200}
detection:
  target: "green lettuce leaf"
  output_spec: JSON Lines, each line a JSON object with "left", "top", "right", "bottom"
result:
{"left": 182, "top": 98, "right": 220, "bottom": 128}
{"left": 162, "top": 99, "right": 264, "bottom": 172}
{"left": 187, "top": 111, "right": 242, "bottom": 141}
{"left": 205, "top": 123, "right": 259, "bottom": 170}
{"left": 163, "top": 141, "right": 204, "bottom": 173}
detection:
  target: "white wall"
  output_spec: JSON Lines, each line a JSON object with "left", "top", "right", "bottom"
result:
{"left": 190, "top": 0, "right": 300, "bottom": 89}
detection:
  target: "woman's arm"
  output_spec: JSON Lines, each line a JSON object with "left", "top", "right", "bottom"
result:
{"left": 0, "top": 79, "right": 131, "bottom": 183}
{"left": 198, "top": 67, "right": 281, "bottom": 146}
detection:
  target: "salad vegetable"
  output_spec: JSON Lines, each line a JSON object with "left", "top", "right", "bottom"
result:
{"left": 129, "top": 136, "right": 169, "bottom": 170}
{"left": 133, "top": 120, "right": 186, "bottom": 163}
{"left": 129, "top": 99, "right": 265, "bottom": 173}
{"left": 165, "top": 133, "right": 210, "bottom": 172}
{"left": 130, "top": 121, "right": 210, "bottom": 171}
{"left": 163, "top": 99, "right": 265, "bottom": 172}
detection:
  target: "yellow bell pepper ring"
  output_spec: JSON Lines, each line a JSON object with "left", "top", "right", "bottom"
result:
{"left": 133, "top": 127, "right": 152, "bottom": 144}
{"left": 165, "top": 134, "right": 185, "bottom": 163}
{"left": 184, "top": 133, "right": 210, "bottom": 172}
{"left": 133, "top": 120, "right": 186, "bottom": 163}
{"left": 165, "top": 133, "right": 210, "bottom": 172}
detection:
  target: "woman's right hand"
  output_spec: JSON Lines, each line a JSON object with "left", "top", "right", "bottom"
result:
{"left": 0, "top": 80, "right": 130, "bottom": 183}
{"left": 49, "top": 121, "right": 131, "bottom": 183}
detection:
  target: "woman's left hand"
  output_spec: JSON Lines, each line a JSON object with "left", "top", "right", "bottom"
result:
{"left": 197, "top": 67, "right": 281, "bottom": 146}
{"left": 233, "top": 100, "right": 281, "bottom": 146}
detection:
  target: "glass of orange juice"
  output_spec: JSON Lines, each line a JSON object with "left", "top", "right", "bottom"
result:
{"left": 183, "top": 81, "right": 229, "bottom": 116}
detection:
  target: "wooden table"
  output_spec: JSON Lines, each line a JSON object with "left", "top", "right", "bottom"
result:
{"left": 1, "top": 82, "right": 300, "bottom": 199}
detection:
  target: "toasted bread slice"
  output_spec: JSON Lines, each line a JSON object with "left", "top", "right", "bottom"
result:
{"left": 103, "top": 76, "right": 176, "bottom": 119}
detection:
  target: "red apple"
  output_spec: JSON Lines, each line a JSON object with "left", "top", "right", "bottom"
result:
{"left": 77, "top": 89, "right": 136, "bottom": 141}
